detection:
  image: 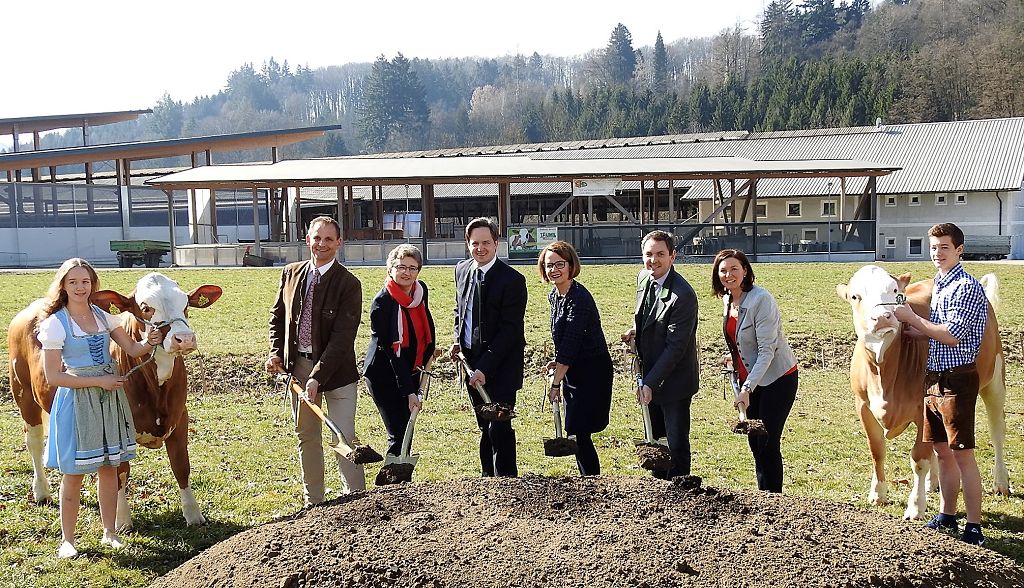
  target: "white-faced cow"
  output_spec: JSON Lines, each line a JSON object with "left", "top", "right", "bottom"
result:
{"left": 9, "top": 272, "right": 222, "bottom": 530}
{"left": 837, "top": 265, "right": 1009, "bottom": 519}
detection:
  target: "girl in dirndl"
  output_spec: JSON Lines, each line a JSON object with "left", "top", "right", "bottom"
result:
{"left": 38, "top": 258, "right": 164, "bottom": 558}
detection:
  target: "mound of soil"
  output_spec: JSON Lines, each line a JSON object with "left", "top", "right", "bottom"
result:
{"left": 151, "top": 476, "right": 1023, "bottom": 588}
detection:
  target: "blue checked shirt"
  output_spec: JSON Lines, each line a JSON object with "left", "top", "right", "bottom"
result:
{"left": 928, "top": 263, "right": 988, "bottom": 371}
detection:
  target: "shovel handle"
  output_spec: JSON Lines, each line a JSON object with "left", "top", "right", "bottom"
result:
{"left": 457, "top": 353, "right": 493, "bottom": 403}
{"left": 641, "top": 401, "right": 656, "bottom": 443}
{"left": 399, "top": 406, "right": 419, "bottom": 458}
{"left": 553, "top": 398, "right": 565, "bottom": 440}
{"left": 287, "top": 380, "right": 357, "bottom": 454}
{"left": 728, "top": 373, "right": 749, "bottom": 423}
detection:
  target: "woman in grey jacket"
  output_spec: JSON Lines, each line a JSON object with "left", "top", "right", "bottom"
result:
{"left": 712, "top": 249, "right": 799, "bottom": 492}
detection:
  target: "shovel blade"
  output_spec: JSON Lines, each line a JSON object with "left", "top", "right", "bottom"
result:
{"left": 346, "top": 444, "right": 384, "bottom": 465}
{"left": 543, "top": 437, "right": 578, "bottom": 457}
{"left": 477, "top": 402, "right": 515, "bottom": 421}
{"left": 635, "top": 442, "right": 673, "bottom": 471}
{"left": 375, "top": 460, "right": 416, "bottom": 486}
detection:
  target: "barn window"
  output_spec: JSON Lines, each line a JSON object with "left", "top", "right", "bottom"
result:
{"left": 935, "top": 194, "right": 947, "bottom": 206}
{"left": 908, "top": 238, "right": 923, "bottom": 256}
{"left": 955, "top": 194, "right": 967, "bottom": 205}
{"left": 886, "top": 238, "right": 896, "bottom": 248}
{"left": 787, "top": 201, "right": 802, "bottom": 218}
{"left": 885, "top": 196, "right": 897, "bottom": 207}
{"left": 909, "top": 195, "right": 921, "bottom": 206}
{"left": 802, "top": 228, "right": 818, "bottom": 241}
{"left": 755, "top": 201, "right": 767, "bottom": 218}
{"left": 821, "top": 200, "right": 837, "bottom": 217}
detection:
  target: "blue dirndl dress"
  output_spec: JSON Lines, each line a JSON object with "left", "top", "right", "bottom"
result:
{"left": 45, "top": 306, "right": 138, "bottom": 474}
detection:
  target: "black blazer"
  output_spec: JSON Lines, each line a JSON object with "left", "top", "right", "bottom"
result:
{"left": 633, "top": 266, "right": 699, "bottom": 403}
{"left": 453, "top": 258, "right": 528, "bottom": 395}
{"left": 363, "top": 283, "right": 436, "bottom": 397}
{"left": 269, "top": 260, "right": 362, "bottom": 390}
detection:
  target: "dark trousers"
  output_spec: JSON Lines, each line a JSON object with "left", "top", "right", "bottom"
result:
{"left": 649, "top": 394, "right": 694, "bottom": 479}
{"left": 463, "top": 347, "right": 518, "bottom": 477}
{"left": 575, "top": 433, "right": 600, "bottom": 476}
{"left": 746, "top": 370, "right": 798, "bottom": 493}
{"left": 364, "top": 377, "right": 411, "bottom": 457}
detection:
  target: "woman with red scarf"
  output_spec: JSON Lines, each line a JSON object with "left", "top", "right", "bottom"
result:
{"left": 363, "top": 245, "right": 437, "bottom": 456}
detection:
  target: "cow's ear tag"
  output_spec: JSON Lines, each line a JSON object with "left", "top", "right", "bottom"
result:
{"left": 108, "top": 303, "right": 121, "bottom": 314}
{"left": 895, "top": 293, "right": 906, "bottom": 305}
{"left": 196, "top": 295, "right": 210, "bottom": 308}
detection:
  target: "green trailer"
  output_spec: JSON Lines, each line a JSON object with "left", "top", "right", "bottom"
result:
{"left": 109, "top": 240, "right": 171, "bottom": 268}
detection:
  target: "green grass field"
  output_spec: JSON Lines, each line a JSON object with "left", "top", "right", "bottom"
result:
{"left": 1, "top": 261, "right": 1022, "bottom": 588}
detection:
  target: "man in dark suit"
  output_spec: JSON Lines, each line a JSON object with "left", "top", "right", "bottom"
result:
{"left": 266, "top": 216, "right": 364, "bottom": 505}
{"left": 622, "top": 230, "right": 699, "bottom": 479}
{"left": 449, "top": 217, "right": 527, "bottom": 477}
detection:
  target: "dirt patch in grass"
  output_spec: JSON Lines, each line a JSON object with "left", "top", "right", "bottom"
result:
{"left": 151, "top": 476, "right": 1023, "bottom": 588}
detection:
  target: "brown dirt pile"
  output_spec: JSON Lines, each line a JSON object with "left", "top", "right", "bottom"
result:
{"left": 151, "top": 476, "right": 1023, "bottom": 588}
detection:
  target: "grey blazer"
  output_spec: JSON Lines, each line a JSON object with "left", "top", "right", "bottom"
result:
{"left": 722, "top": 285, "right": 798, "bottom": 390}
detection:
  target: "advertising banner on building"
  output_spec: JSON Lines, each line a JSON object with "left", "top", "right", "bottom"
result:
{"left": 571, "top": 178, "right": 621, "bottom": 196}
{"left": 508, "top": 226, "right": 559, "bottom": 254}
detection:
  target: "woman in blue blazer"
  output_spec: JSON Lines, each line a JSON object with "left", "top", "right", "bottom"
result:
{"left": 712, "top": 249, "right": 799, "bottom": 492}
{"left": 539, "top": 241, "right": 613, "bottom": 475}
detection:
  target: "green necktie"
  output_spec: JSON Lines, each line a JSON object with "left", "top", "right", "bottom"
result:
{"left": 641, "top": 281, "right": 658, "bottom": 321}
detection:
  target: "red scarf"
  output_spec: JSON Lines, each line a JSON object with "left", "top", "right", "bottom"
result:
{"left": 386, "top": 278, "right": 432, "bottom": 369}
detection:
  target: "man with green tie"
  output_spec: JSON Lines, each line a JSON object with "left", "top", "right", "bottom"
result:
{"left": 621, "top": 230, "right": 700, "bottom": 479}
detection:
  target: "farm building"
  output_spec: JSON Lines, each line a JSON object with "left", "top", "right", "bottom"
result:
{"left": 2, "top": 114, "right": 1022, "bottom": 266}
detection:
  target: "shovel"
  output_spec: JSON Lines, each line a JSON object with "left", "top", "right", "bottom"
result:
{"left": 624, "top": 347, "right": 673, "bottom": 471}
{"left": 457, "top": 353, "right": 515, "bottom": 421}
{"left": 280, "top": 374, "right": 384, "bottom": 465}
{"left": 376, "top": 364, "right": 435, "bottom": 486}
{"left": 542, "top": 370, "right": 577, "bottom": 458}
{"left": 727, "top": 369, "right": 768, "bottom": 437}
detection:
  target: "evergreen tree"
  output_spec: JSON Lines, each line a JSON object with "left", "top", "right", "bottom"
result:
{"left": 358, "top": 53, "right": 430, "bottom": 152}
{"left": 761, "top": 1, "right": 800, "bottom": 66}
{"left": 603, "top": 23, "right": 637, "bottom": 84}
{"left": 653, "top": 32, "right": 669, "bottom": 93}
{"left": 799, "top": 0, "right": 840, "bottom": 47}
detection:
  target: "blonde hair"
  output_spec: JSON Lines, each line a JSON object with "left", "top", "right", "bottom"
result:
{"left": 43, "top": 258, "right": 100, "bottom": 316}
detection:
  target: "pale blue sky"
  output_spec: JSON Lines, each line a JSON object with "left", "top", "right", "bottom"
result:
{"left": 2, "top": 0, "right": 780, "bottom": 148}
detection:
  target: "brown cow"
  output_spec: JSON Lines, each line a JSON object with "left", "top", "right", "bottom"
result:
{"left": 9, "top": 272, "right": 221, "bottom": 530}
{"left": 837, "top": 265, "right": 1008, "bottom": 520}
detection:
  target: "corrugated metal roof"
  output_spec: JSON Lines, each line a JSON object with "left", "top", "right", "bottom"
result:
{"left": 524, "top": 118, "right": 1024, "bottom": 196}
{"left": 147, "top": 155, "right": 896, "bottom": 190}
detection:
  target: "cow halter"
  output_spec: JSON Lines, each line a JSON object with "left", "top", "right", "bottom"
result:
{"left": 121, "top": 316, "right": 190, "bottom": 379}
{"left": 874, "top": 293, "right": 907, "bottom": 307}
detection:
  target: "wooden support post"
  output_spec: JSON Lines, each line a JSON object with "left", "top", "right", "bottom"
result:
{"left": 423, "top": 183, "right": 436, "bottom": 238}
{"left": 498, "top": 182, "right": 510, "bottom": 237}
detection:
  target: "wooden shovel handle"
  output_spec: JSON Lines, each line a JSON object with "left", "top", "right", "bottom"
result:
{"left": 288, "top": 380, "right": 356, "bottom": 453}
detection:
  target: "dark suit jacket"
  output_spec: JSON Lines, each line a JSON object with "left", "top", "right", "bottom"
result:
{"left": 634, "top": 266, "right": 699, "bottom": 403}
{"left": 453, "top": 257, "right": 527, "bottom": 397}
{"left": 269, "top": 260, "right": 362, "bottom": 390}
{"left": 363, "top": 283, "right": 436, "bottom": 398}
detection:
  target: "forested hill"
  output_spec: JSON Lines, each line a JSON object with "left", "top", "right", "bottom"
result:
{"left": 23, "top": 0, "right": 1024, "bottom": 165}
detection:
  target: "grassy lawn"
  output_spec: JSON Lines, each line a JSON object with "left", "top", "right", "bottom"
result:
{"left": 1, "top": 261, "right": 1022, "bottom": 587}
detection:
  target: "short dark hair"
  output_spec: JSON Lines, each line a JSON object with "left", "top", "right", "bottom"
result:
{"left": 928, "top": 223, "right": 965, "bottom": 249}
{"left": 308, "top": 215, "right": 341, "bottom": 239}
{"left": 537, "top": 240, "right": 581, "bottom": 282}
{"left": 711, "top": 249, "right": 755, "bottom": 298}
{"left": 465, "top": 217, "right": 499, "bottom": 242}
{"left": 641, "top": 230, "right": 675, "bottom": 254}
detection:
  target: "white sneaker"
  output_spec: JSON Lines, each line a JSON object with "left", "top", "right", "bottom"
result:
{"left": 101, "top": 531, "right": 125, "bottom": 550}
{"left": 57, "top": 541, "right": 78, "bottom": 559}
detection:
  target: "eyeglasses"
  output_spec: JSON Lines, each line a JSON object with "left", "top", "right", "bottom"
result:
{"left": 394, "top": 265, "right": 421, "bottom": 273}
{"left": 544, "top": 261, "right": 568, "bottom": 270}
